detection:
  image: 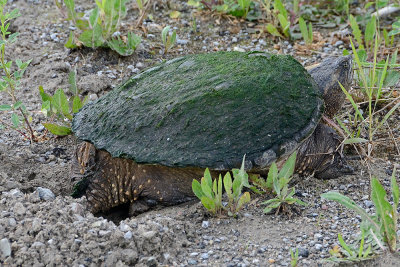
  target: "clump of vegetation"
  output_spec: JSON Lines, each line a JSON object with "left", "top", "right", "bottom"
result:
{"left": 261, "top": 152, "right": 307, "bottom": 215}
{"left": 322, "top": 168, "right": 399, "bottom": 262}
{"left": 39, "top": 68, "right": 87, "bottom": 136}
{"left": 266, "top": 0, "right": 291, "bottom": 38}
{"left": 188, "top": 0, "right": 254, "bottom": 19}
{"left": 0, "top": 0, "right": 36, "bottom": 142}
{"left": 57, "top": 0, "right": 141, "bottom": 56}
{"left": 192, "top": 156, "right": 251, "bottom": 217}
{"left": 161, "top": 26, "right": 177, "bottom": 54}
{"left": 290, "top": 248, "right": 299, "bottom": 267}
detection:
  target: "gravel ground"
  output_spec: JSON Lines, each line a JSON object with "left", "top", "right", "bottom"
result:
{"left": 1, "top": 0, "right": 400, "bottom": 266}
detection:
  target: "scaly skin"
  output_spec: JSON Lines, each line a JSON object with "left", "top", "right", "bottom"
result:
{"left": 71, "top": 56, "right": 354, "bottom": 214}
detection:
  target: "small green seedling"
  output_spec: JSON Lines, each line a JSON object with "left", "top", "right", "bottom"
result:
{"left": 39, "top": 68, "right": 88, "bottom": 136}
{"left": 61, "top": 0, "right": 141, "bottom": 56}
{"left": 262, "top": 152, "right": 307, "bottom": 215}
{"left": 192, "top": 156, "right": 251, "bottom": 217}
{"left": 298, "top": 17, "right": 313, "bottom": 45}
{"left": 266, "top": 0, "right": 290, "bottom": 38}
{"left": 161, "top": 26, "right": 177, "bottom": 54}
{"left": 290, "top": 248, "right": 299, "bottom": 267}
{"left": 322, "top": 168, "right": 399, "bottom": 253}
{"left": 0, "top": 0, "right": 36, "bottom": 142}
{"left": 327, "top": 231, "right": 373, "bottom": 263}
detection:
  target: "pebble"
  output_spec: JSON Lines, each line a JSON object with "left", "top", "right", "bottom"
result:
{"left": 188, "top": 259, "right": 197, "bottom": 265}
{"left": 364, "top": 200, "right": 374, "bottom": 208}
{"left": 13, "top": 202, "right": 26, "bottom": 215}
{"left": 200, "top": 252, "right": 209, "bottom": 260}
{"left": 297, "top": 247, "right": 309, "bottom": 258}
{"left": 201, "top": 221, "right": 209, "bottom": 229}
{"left": 0, "top": 238, "right": 11, "bottom": 257}
{"left": 177, "top": 39, "right": 189, "bottom": 45}
{"left": 124, "top": 231, "right": 133, "bottom": 240}
{"left": 232, "top": 37, "right": 238, "bottom": 43}
{"left": 334, "top": 40, "right": 344, "bottom": 47}
{"left": 136, "top": 62, "right": 144, "bottom": 68}
{"left": 315, "top": 244, "right": 323, "bottom": 251}
{"left": 36, "top": 187, "right": 55, "bottom": 201}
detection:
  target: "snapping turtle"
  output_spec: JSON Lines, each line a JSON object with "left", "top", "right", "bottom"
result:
{"left": 71, "top": 51, "right": 353, "bottom": 215}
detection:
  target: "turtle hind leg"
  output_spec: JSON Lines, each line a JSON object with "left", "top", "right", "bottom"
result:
{"left": 296, "top": 123, "right": 353, "bottom": 179}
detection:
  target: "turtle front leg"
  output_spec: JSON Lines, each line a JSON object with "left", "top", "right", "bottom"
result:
{"left": 296, "top": 123, "right": 353, "bottom": 179}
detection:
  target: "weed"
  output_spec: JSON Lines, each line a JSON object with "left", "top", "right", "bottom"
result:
{"left": 60, "top": 0, "right": 141, "bottom": 56}
{"left": 161, "top": 26, "right": 177, "bottom": 54}
{"left": 328, "top": 232, "right": 373, "bottom": 263}
{"left": 262, "top": 152, "right": 307, "bottom": 215}
{"left": 189, "top": 0, "right": 254, "bottom": 19}
{"left": 0, "top": 0, "right": 36, "bottom": 142}
{"left": 338, "top": 36, "right": 400, "bottom": 153}
{"left": 322, "top": 168, "right": 399, "bottom": 253}
{"left": 39, "top": 68, "right": 87, "bottom": 136}
{"left": 135, "top": 0, "right": 150, "bottom": 27}
{"left": 298, "top": 17, "right": 312, "bottom": 45}
{"left": 290, "top": 248, "right": 299, "bottom": 267}
{"left": 266, "top": 0, "right": 290, "bottom": 38}
{"left": 192, "top": 156, "right": 251, "bottom": 217}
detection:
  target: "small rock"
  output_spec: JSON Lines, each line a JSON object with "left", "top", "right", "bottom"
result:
{"left": 201, "top": 221, "right": 209, "bottom": 229}
{"left": 188, "top": 259, "right": 197, "bottom": 265}
{"left": 146, "top": 256, "right": 157, "bottom": 267}
{"left": 124, "top": 231, "right": 133, "bottom": 240}
{"left": 364, "top": 200, "right": 374, "bottom": 208}
{"left": 297, "top": 247, "right": 309, "bottom": 258}
{"left": 177, "top": 39, "right": 189, "bottom": 45}
{"left": 334, "top": 40, "right": 344, "bottom": 47}
{"left": 233, "top": 47, "right": 245, "bottom": 52}
{"left": 200, "top": 252, "right": 209, "bottom": 260}
{"left": 136, "top": 62, "right": 144, "bottom": 68}
{"left": 0, "top": 238, "right": 11, "bottom": 257}
{"left": 232, "top": 37, "right": 238, "bottom": 43}
{"left": 89, "top": 94, "right": 98, "bottom": 101}
{"left": 314, "top": 233, "right": 323, "bottom": 240}
{"left": 13, "top": 202, "right": 26, "bottom": 216}
{"left": 315, "top": 243, "right": 323, "bottom": 251}
{"left": 36, "top": 187, "right": 55, "bottom": 201}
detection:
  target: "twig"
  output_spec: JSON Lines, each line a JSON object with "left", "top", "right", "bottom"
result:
{"left": 135, "top": 0, "right": 151, "bottom": 28}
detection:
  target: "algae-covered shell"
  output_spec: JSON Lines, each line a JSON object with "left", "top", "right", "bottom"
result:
{"left": 72, "top": 51, "right": 323, "bottom": 171}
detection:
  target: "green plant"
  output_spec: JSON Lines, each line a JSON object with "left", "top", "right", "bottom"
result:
{"left": 266, "top": 0, "right": 290, "bottom": 38}
{"left": 192, "top": 156, "right": 251, "bottom": 217}
{"left": 0, "top": 0, "right": 36, "bottom": 142}
{"left": 189, "top": 0, "right": 255, "bottom": 19}
{"left": 262, "top": 152, "right": 307, "bottom": 215}
{"left": 321, "top": 168, "right": 399, "bottom": 252}
{"left": 135, "top": 0, "right": 150, "bottom": 27}
{"left": 328, "top": 231, "right": 374, "bottom": 263}
{"left": 161, "top": 26, "right": 177, "bottom": 54}
{"left": 39, "top": 68, "right": 88, "bottom": 136}
{"left": 290, "top": 248, "right": 299, "bottom": 267}
{"left": 298, "top": 17, "right": 312, "bottom": 45}
{"left": 338, "top": 36, "right": 400, "bottom": 149}
{"left": 61, "top": 0, "right": 141, "bottom": 56}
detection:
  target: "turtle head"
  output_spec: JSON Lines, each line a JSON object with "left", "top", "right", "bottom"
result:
{"left": 308, "top": 55, "right": 353, "bottom": 118}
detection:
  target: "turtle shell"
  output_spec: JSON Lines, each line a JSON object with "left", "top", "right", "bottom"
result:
{"left": 72, "top": 51, "right": 323, "bottom": 171}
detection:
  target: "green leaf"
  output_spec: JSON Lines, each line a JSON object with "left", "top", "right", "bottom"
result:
{"left": 224, "top": 172, "right": 233, "bottom": 199}
{"left": 391, "top": 168, "right": 399, "bottom": 209}
{"left": 338, "top": 233, "right": 354, "bottom": 257}
{"left": 204, "top": 168, "right": 212, "bottom": 188}
{"left": 365, "top": 15, "right": 376, "bottom": 45}
{"left": 238, "top": 155, "right": 250, "bottom": 187}
{"left": 72, "top": 95, "right": 83, "bottom": 113}
{"left": 266, "top": 23, "right": 283, "bottom": 37}
{"left": 89, "top": 6, "right": 100, "bottom": 28}
{"left": 200, "top": 196, "right": 215, "bottom": 213}
{"left": 371, "top": 177, "right": 396, "bottom": 250}
{"left": 65, "top": 32, "right": 77, "bottom": 49}
{"left": 266, "top": 162, "right": 278, "bottom": 190}
{"left": 161, "top": 26, "right": 170, "bottom": 46}
{"left": 68, "top": 68, "right": 78, "bottom": 95}
{"left": 201, "top": 176, "right": 213, "bottom": 199}
{"left": 0, "top": 104, "right": 12, "bottom": 111}
{"left": 349, "top": 15, "right": 364, "bottom": 49}
{"left": 236, "top": 192, "right": 250, "bottom": 212}
{"left": 278, "top": 14, "right": 289, "bottom": 37}
{"left": 39, "top": 85, "right": 52, "bottom": 103}
{"left": 299, "top": 17, "right": 308, "bottom": 43}
{"left": 274, "top": 0, "right": 287, "bottom": 19}
{"left": 232, "top": 173, "right": 242, "bottom": 199}
{"left": 13, "top": 100, "right": 22, "bottom": 109}
{"left": 43, "top": 123, "right": 72, "bottom": 136}
{"left": 11, "top": 113, "right": 20, "bottom": 127}
{"left": 278, "top": 152, "right": 296, "bottom": 180}
{"left": 192, "top": 179, "right": 204, "bottom": 200}
{"left": 64, "top": 0, "right": 77, "bottom": 21}
{"left": 217, "top": 174, "right": 222, "bottom": 204}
